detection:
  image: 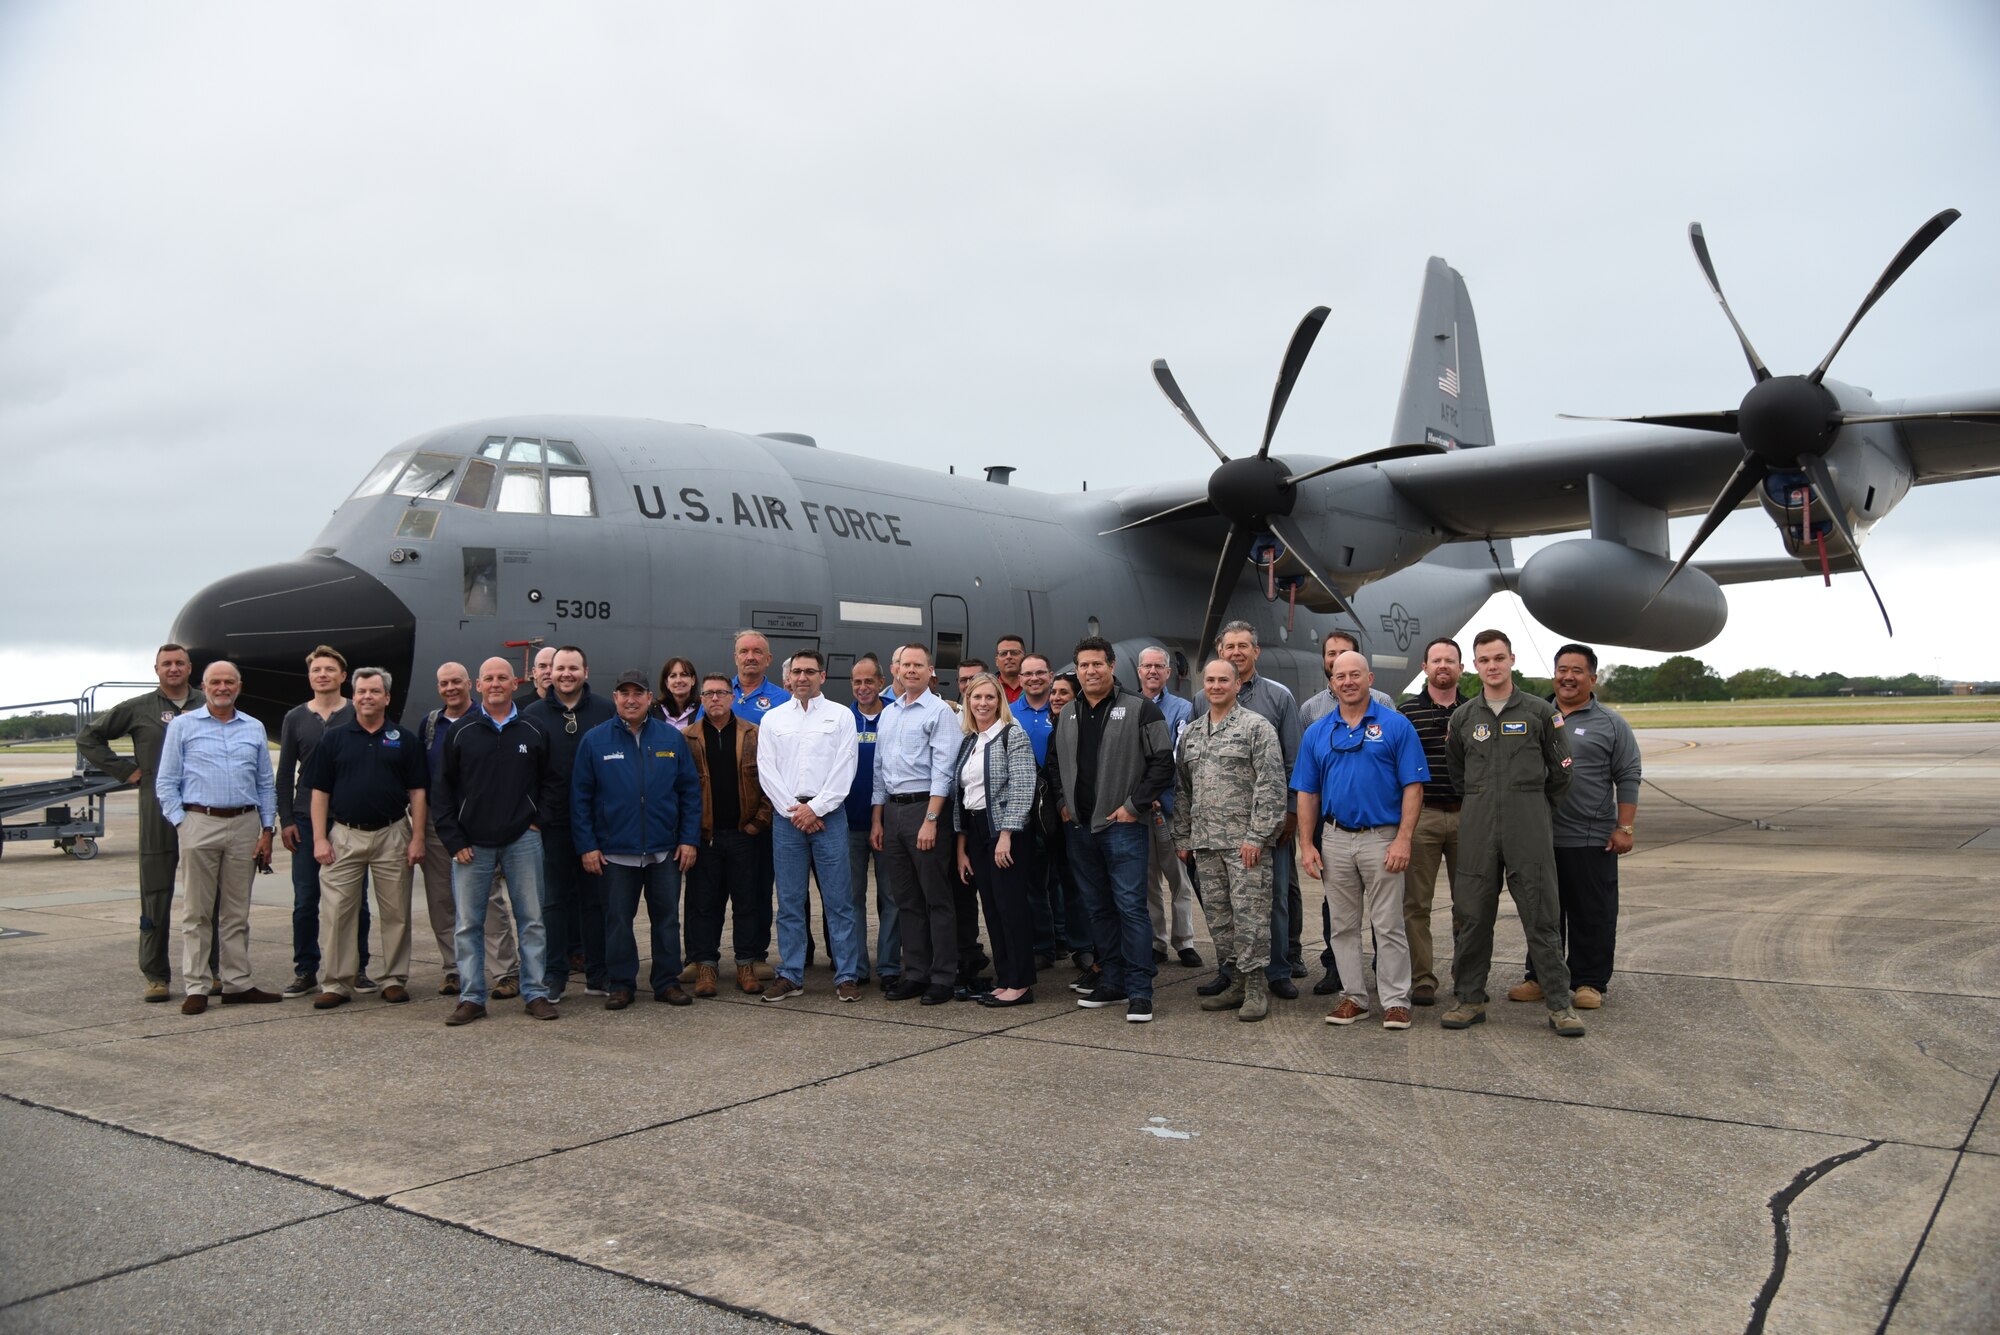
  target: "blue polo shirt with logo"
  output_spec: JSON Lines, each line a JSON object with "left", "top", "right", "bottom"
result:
{"left": 1290, "top": 701, "right": 1429, "bottom": 829}
{"left": 732, "top": 676, "right": 787, "bottom": 726}
{"left": 1010, "top": 695, "right": 1054, "bottom": 765}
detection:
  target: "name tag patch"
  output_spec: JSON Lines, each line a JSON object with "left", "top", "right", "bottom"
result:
{"left": 603, "top": 751, "right": 626, "bottom": 760}
{"left": 1501, "top": 721, "right": 1527, "bottom": 736}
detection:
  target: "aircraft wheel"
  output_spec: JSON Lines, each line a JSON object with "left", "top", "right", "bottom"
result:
{"left": 70, "top": 837, "right": 99, "bottom": 861}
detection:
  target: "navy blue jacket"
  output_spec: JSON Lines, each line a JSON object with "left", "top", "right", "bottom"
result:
{"left": 571, "top": 716, "right": 702, "bottom": 857}
{"left": 522, "top": 685, "right": 616, "bottom": 829}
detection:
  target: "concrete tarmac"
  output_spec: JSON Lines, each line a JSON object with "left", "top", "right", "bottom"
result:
{"left": 0, "top": 722, "right": 1995, "bottom": 1333}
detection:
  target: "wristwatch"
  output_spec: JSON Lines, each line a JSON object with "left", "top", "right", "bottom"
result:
{"left": 1615, "top": 824, "right": 1635, "bottom": 835}
{"left": 923, "top": 811, "right": 939, "bottom": 822}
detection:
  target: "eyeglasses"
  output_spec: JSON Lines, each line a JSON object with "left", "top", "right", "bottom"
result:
{"left": 562, "top": 711, "right": 577, "bottom": 735}
{"left": 792, "top": 668, "right": 824, "bottom": 676}
{"left": 699, "top": 688, "right": 732, "bottom": 698}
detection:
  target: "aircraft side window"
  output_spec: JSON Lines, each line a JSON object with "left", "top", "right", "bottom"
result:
{"left": 507, "top": 437, "right": 543, "bottom": 464}
{"left": 548, "top": 470, "right": 595, "bottom": 517}
{"left": 462, "top": 547, "right": 497, "bottom": 616}
{"left": 350, "top": 452, "right": 410, "bottom": 500}
{"left": 396, "top": 509, "right": 440, "bottom": 540}
{"left": 497, "top": 467, "right": 545, "bottom": 513}
{"left": 392, "top": 452, "right": 459, "bottom": 499}
{"left": 478, "top": 436, "right": 509, "bottom": 460}
{"left": 545, "top": 439, "right": 583, "bottom": 465}
{"left": 454, "top": 459, "right": 497, "bottom": 509}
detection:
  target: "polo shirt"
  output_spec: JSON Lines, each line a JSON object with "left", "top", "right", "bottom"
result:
{"left": 310, "top": 717, "right": 429, "bottom": 828}
{"left": 1010, "top": 696, "right": 1054, "bottom": 765}
{"left": 1290, "top": 701, "right": 1429, "bottom": 829}
{"left": 845, "top": 702, "right": 885, "bottom": 827}
{"left": 1398, "top": 690, "right": 1463, "bottom": 805}
{"left": 732, "top": 675, "right": 787, "bottom": 725}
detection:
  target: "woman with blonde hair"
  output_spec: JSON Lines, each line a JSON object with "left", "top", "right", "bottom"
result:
{"left": 951, "top": 672, "right": 1040, "bottom": 1005}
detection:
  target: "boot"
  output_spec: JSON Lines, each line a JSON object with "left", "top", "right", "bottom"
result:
{"left": 1237, "top": 972, "right": 1269, "bottom": 1022}
{"left": 1199, "top": 977, "right": 1246, "bottom": 1011}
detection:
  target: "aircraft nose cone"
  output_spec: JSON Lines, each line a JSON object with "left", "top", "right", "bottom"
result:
{"left": 170, "top": 556, "right": 417, "bottom": 731}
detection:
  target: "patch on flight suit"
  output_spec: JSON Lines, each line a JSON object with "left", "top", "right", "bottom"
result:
{"left": 1471, "top": 723, "right": 1491, "bottom": 742}
{"left": 1552, "top": 714, "right": 1564, "bottom": 728}
{"left": 1501, "top": 721, "right": 1527, "bottom": 735}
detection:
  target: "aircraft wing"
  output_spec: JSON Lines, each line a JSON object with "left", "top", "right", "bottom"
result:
{"left": 1374, "top": 392, "right": 2000, "bottom": 540}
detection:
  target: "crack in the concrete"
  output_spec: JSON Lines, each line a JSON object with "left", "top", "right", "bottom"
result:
{"left": 1913, "top": 1038, "right": 1987, "bottom": 1083}
{"left": 1742, "top": 1140, "right": 1882, "bottom": 1334}
{"left": 1872, "top": 1065, "right": 2000, "bottom": 1334}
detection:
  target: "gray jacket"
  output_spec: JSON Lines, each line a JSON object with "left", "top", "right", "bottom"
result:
{"left": 1551, "top": 696, "right": 1641, "bottom": 847}
{"left": 1050, "top": 689, "right": 1175, "bottom": 833}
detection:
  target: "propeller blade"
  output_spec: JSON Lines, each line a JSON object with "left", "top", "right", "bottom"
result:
{"left": 1810, "top": 209, "right": 1961, "bottom": 385}
{"left": 1267, "top": 515, "right": 1362, "bottom": 626}
{"left": 1199, "top": 524, "right": 1256, "bottom": 660}
{"left": 1689, "top": 223, "right": 1771, "bottom": 384}
{"left": 1798, "top": 454, "right": 1893, "bottom": 635}
{"left": 1258, "top": 306, "right": 1331, "bottom": 459}
{"left": 1839, "top": 408, "right": 2000, "bottom": 426}
{"left": 1097, "top": 496, "right": 1220, "bottom": 537}
{"left": 1557, "top": 410, "right": 1742, "bottom": 434}
{"left": 1152, "top": 359, "right": 1230, "bottom": 465}
{"left": 1653, "top": 456, "right": 1767, "bottom": 600}
{"left": 1281, "top": 441, "right": 1449, "bottom": 487}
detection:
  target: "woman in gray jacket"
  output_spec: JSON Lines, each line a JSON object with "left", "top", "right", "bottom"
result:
{"left": 952, "top": 673, "right": 1041, "bottom": 1006}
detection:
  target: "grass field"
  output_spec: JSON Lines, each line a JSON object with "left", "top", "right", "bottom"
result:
{"left": 1608, "top": 695, "right": 2000, "bottom": 728}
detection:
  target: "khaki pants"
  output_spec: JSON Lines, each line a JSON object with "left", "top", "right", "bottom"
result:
{"left": 1320, "top": 825, "right": 1412, "bottom": 1011}
{"left": 319, "top": 820, "right": 414, "bottom": 995}
{"left": 1404, "top": 805, "right": 1459, "bottom": 992}
{"left": 178, "top": 811, "right": 258, "bottom": 996}
{"left": 1146, "top": 811, "right": 1197, "bottom": 953}
{"left": 419, "top": 813, "right": 517, "bottom": 982}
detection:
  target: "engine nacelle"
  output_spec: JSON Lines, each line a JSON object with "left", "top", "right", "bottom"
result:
{"left": 1518, "top": 539, "right": 1727, "bottom": 652}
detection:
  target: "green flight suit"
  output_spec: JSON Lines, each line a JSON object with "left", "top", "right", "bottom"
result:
{"left": 78, "top": 687, "right": 205, "bottom": 984}
{"left": 1444, "top": 688, "right": 1574, "bottom": 1010}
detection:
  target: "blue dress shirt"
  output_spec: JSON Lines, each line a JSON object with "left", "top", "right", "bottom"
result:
{"left": 156, "top": 705, "right": 277, "bottom": 828}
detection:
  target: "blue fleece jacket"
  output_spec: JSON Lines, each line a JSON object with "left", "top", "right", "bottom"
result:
{"left": 571, "top": 716, "right": 702, "bottom": 856}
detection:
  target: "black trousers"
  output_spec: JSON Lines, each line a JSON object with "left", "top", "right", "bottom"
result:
{"left": 1524, "top": 845, "right": 1619, "bottom": 992}
{"left": 880, "top": 799, "right": 958, "bottom": 987}
{"left": 540, "top": 824, "right": 604, "bottom": 993}
{"left": 961, "top": 809, "right": 1037, "bottom": 990}
{"left": 684, "top": 829, "right": 770, "bottom": 965}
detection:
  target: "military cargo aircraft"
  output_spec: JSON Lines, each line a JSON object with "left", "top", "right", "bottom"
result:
{"left": 172, "top": 212, "right": 1999, "bottom": 730}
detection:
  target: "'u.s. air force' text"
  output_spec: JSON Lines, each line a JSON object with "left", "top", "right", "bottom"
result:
{"left": 633, "top": 486, "right": 912, "bottom": 547}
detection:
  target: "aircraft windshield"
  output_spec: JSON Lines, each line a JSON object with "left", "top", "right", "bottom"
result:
{"left": 392, "top": 452, "right": 459, "bottom": 499}
{"left": 350, "top": 452, "right": 410, "bottom": 500}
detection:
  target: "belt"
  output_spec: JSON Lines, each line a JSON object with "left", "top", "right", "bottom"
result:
{"left": 887, "top": 792, "right": 930, "bottom": 805}
{"left": 1424, "top": 799, "right": 1462, "bottom": 813}
{"left": 337, "top": 817, "right": 403, "bottom": 833}
{"left": 184, "top": 803, "right": 256, "bottom": 818}
{"left": 1333, "top": 820, "right": 1393, "bottom": 834}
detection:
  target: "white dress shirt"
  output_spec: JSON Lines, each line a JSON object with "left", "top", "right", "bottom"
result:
{"left": 757, "top": 695, "right": 860, "bottom": 819}
{"left": 958, "top": 719, "right": 1006, "bottom": 811}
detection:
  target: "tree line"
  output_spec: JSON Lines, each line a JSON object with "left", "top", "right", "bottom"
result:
{"left": 1588, "top": 660, "right": 1983, "bottom": 703}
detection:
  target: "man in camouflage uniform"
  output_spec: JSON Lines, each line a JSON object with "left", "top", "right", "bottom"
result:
{"left": 79, "top": 643, "right": 206, "bottom": 1002}
{"left": 1443, "top": 629, "right": 1586, "bottom": 1038}
{"left": 1170, "top": 659, "right": 1286, "bottom": 1022}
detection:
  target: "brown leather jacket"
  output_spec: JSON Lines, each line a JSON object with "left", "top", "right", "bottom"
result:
{"left": 683, "top": 716, "right": 773, "bottom": 841}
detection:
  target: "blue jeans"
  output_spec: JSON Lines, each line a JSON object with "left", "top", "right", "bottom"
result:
{"left": 774, "top": 810, "right": 863, "bottom": 986}
{"left": 451, "top": 830, "right": 550, "bottom": 1006}
{"left": 602, "top": 859, "right": 682, "bottom": 996}
{"left": 1065, "top": 820, "right": 1153, "bottom": 1000}
{"left": 1267, "top": 842, "right": 1294, "bottom": 984}
{"left": 291, "top": 818, "right": 367, "bottom": 977}
{"left": 848, "top": 824, "right": 900, "bottom": 979}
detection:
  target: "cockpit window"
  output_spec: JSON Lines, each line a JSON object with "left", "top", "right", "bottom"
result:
{"left": 392, "top": 452, "right": 459, "bottom": 499}
{"left": 546, "top": 439, "right": 583, "bottom": 465}
{"left": 497, "top": 467, "right": 545, "bottom": 514}
{"left": 351, "top": 452, "right": 410, "bottom": 500}
{"left": 454, "top": 459, "right": 496, "bottom": 509}
{"left": 549, "top": 470, "right": 595, "bottom": 516}
{"left": 507, "top": 437, "right": 543, "bottom": 464}
{"left": 478, "top": 435, "right": 508, "bottom": 460}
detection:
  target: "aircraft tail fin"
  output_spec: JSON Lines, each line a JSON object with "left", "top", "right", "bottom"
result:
{"left": 1391, "top": 258, "right": 1494, "bottom": 451}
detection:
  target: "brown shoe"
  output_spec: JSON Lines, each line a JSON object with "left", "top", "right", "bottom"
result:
{"left": 180, "top": 994, "right": 208, "bottom": 1015}
{"left": 1573, "top": 985, "right": 1603, "bottom": 1010}
{"left": 1382, "top": 1006, "right": 1412, "bottom": 1030}
{"left": 750, "top": 960, "right": 776, "bottom": 981}
{"left": 1507, "top": 979, "right": 1544, "bottom": 1003}
{"left": 760, "top": 977, "right": 801, "bottom": 1003}
{"left": 1325, "top": 997, "right": 1367, "bottom": 1026}
{"left": 144, "top": 981, "right": 172, "bottom": 1003}
{"left": 381, "top": 985, "right": 410, "bottom": 1004}
{"left": 1411, "top": 982, "right": 1437, "bottom": 1006}
{"left": 736, "top": 964, "right": 760, "bottom": 995}
{"left": 492, "top": 976, "right": 520, "bottom": 1000}
{"left": 221, "top": 987, "right": 282, "bottom": 1005}
{"left": 836, "top": 980, "right": 861, "bottom": 1003}
{"left": 525, "top": 998, "right": 560, "bottom": 1020}
{"left": 679, "top": 962, "right": 700, "bottom": 983}
{"left": 655, "top": 986, "right": 693, "bottom": 1006}
{"left": 312, "top": 991, "right": 350, "bottom": 1010}
{"left": 693, "top": 963, "right": 719, "bottom": 998}
{"left": 439, "top": 972, "right": 461, "bottom": 995}
{"left": 446, "top": 1001, "right": 486, "bottom": 1026}
{"left": 605, "top": 990, "right": 634, "bottom": 1010}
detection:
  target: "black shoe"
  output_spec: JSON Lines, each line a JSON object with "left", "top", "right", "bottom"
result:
{"left": 1034, "top": 952, "right": 1059, "bottom": 970}
{"left": 1267, "top": 977, "right": 1299, "bottom": 1001}
{"left": 877, "top": 974, "right": 900, "bottom": 992}
{"left": 920, "top": 985, "right": 953, "bottom": 1006}
{"left": 977, "top": 989, "right": 1034, "bottom": 1008}
{"left": 1289, "top": 959, "right": 1308, "bottom": 979}
{"left": 1077, "top": 986, "right": 1129, "bottom": 1009}
{"left": 1152, "top": 947, "right": 1168, "bottom": 965}
{"left": 1069, "top": 968, "right": 1102, "bottom": 995}
{"left": 1126, "top": 998, "right": 1154, "bottom": 1023}
{"left": 1177, "top": 948, "right": 1203, "bottom": 968}
{"left": 1196, "top": 972, "right": 1234, "bottom": 997}
{"left": 1312, "top": 972, "right": 1342, "bottom": 996}
{"left": 884, "top": 979, "right": 926, "bottom": 1001}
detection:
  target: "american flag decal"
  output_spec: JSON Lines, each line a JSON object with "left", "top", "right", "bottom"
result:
{"left": 1437, "top": 365, "right": 1460, "bottom": 397}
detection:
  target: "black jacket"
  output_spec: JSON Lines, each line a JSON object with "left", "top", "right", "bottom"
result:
{"left": 521, "top": 685, "right": 616, "bottom": 828}
{"left": 432, "top": 707, "right": 559, "bottom": 853}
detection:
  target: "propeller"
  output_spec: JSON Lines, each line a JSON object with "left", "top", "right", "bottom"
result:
{"left": 1566, "top": 209, "right": 1976, "bottom": 636}
{"left": 1104, "top": 307, "right": 1443, "bottom": 655}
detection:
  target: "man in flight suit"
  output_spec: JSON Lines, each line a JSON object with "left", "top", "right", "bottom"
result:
{"left": 78, "top": 643, "right": 205, "bottom": 1002}
{"left": 1442, "top": 630, "right": 1587, "bottom": 1038}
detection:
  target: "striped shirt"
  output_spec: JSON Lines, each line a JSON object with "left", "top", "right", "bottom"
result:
{"left": 1397, "top": 690, "right": 1462, "bottom": 805}
{"left": 156, "top": 705, "right": 277, "bottom": 828}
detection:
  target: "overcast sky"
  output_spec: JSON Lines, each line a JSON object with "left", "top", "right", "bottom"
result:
{"left": 2, "top": 1, "right": 1996, "bottom": 708}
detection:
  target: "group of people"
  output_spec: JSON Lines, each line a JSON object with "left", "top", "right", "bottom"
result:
{"left": 78, "top": 619, "right": 1639, "bottom": 1035}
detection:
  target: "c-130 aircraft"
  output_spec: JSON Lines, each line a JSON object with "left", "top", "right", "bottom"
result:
{"left": 172, "top": 212, "right": 2000, "bottom": 730}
